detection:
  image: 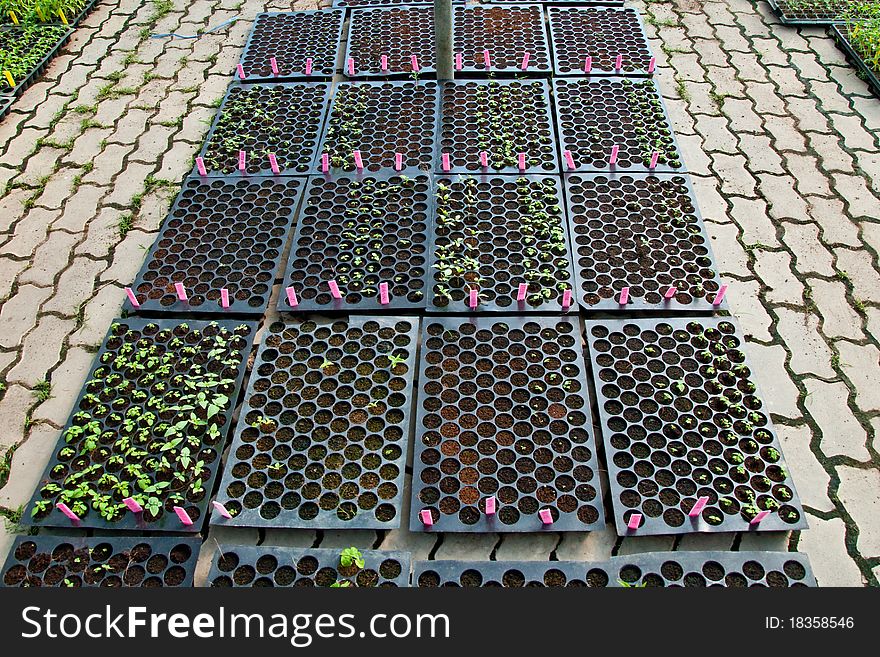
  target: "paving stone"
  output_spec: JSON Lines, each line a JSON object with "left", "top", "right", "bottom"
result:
{"left": 0, "top": 258, "right": 28, "bottom": 300}
{"left": 0, "top": 285, "right": 53, "bottom": 349}
{"left": 828, "top": 112, "right": 879, "bottom": 152}
{"left": 804, "top": 380, "right": 870, "bottom": 462}
{"left": 0, "top": 423, "right": 61, "bottom": 510}
{"left": 776, "top": 423, "right": 834, "bottom": 513}
{"left": 100, "top": 230, "right": 156, "bottom": 284}
{"left": 555, "top": 526, "right": 616, "bottom": 562}
{"left": 810, "top": 278, "right": 864, "bottom": 340}
{"left": 775, "top": 308, "right": 836, "bottom": 378}
{"left": 319, "top": 531, "right": 378, "bottom": 551}
{"left": 754, "top": 249, "right": 804, "bottom": 304}
{"left": 831, "top": 174, "right": 880, "bottom": 220}
{"left": 30, "top": 346, "right": 95, "bottom": 427}
{"left": 67, "top": 284, "right": 123, "bottom": 348}
{"left": 6, "top": 316, "right": 76, "bottom": 386}
{"left": 836, "top": 467, "right": 880, "bottom": 558}
{"left": 738, "top": 532, "right": 791, "bottom": 552}
{"left": 759, "top": 174, "right": 811, "bottom": 221}
{"left": 797, "top": 515, "right": 865, "bottom": 586}
{"left": 0, "top": 385, "right": 35, "bottom": 444}
{"left": 493, "top": 534, "right": 558, "bottom": 561}
{"left": 730, "top": 196, "right": 779, "bottom": 245}
{"left": 73, "top": 207, "right": 125, "bottom": 259}
{"left": 781, "top": 222, "right": 835, "bottom": 277}
{"left": 2, "top": 208, "right": 59, "bottom": 259}
{"left": 739, "top": 134, "right": 784, "bottom": 174}
{"left": 678, "top": 133, "right": 712, "bottom": 176}
{"left": 836, "top": 341, "right": 880, "bottom": 412}
{"left": 835, "top": 248, "right": 880, "bottom": 304}
{"left": 52, "top": 184, "right": 106, "bottom": 233}
{"left": 748, "top": 342, "right": 801, "bottom": 419}
{"left": 616, "top": 536, "right": 675, "bottom": 556}
{"left": 706, "top": 221, "right": 750, "bottom": 277}
{"left": 433, "top": 535, "right": 499, "bottom": 561}
{"left": 806, "top": 195, "right": 860, "bottom": 246}
{"left": 676, "top": 534, "right": 735, "bottom": 551}
{"left": 727, "top": 278, "right": 773, "bottom": 342}
{"left": 18, "top": 231, "right": 78, "bottom": 287}
{"left": 689, "top": 175, "right": 728, "bottom": 222}
{"left": 41, "top": 257, "right": 106, "bottom": 317}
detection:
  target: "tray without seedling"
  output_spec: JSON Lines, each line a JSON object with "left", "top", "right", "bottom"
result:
{"left": 584, "top": 317, "right": 808, "bottom": 536}
{"left": 548, "top": 7, "right": 654, "bottom": 77}
{"left": 563, "top": 173, "right": 724, "bottom": 312}
{"left": 429, "top": 174, "right": 576, "bottom": 313}
{"left": 126, "top": 175, "right": 306, "bottom": 316}
{"left": 1, "top": 535, "right": 200, "bottom": 588}
{"left": 345, "top": 6, "right": 437, "bottom": 78}
{"left": 279, "top": 171, "right": 431, "bottom": 313}
{"left": 239, "top": 10, "right": 345, "bottom": 81}
{"left": 212, "top": 316, "right": 419, "bottom": 529}
{"left": 24, "top": 317, "right": 256, "bottom": 532}
{"left": 553, "top": 77, "right": 684, "bottom": 172}
{"left": 454, "top": 5, "right": 552, "bottom": 76}
{"left": 208, "top": 546, "right": 412, "bottom": 587}
{"left": 199, "top": 81, "right": 331, "bottom": 176}
{"left": 411, "top": 316, "right": 605, "bottom": 533}
{"left": 437, "top": 79, "right": 559, "bottom": 174}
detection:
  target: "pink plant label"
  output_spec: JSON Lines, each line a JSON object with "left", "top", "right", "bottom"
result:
{"left": 609, "top": 144, "right": 620, "bottom": 165}
{"left": 237, "top": 63, "right": 246, "bottom": 80}
{"left": 455, "top": 52, "right": 463, "bottom": 71}
{"left": 410, "top": 54, "right": 419, "bottom": 72}
{"left": 270, "top": 57, "right": 279, "bottom": 76}
{"left": 485, "top": 496, "right": 496, "bottom": 515}
{"left": 584, "top": 56, "right": 592, "bottom": 73}
{"left": 561, "top": 289, "right": 572, "bottom": 309}
{"left": 195, "top": 156, "right": 207, "bottom": 176}
{"left": 56, "top": 503, "right": 79, "bottom": 522}
{"left": 394, "top": 152, "right": 403, "bottom": 171}
{"left": 321, "top": 153, "right": 329, "bottom": 173}
{"left": 441, "top": 152, "right": 451, "bottom": 172}
{"left": 469, "top": 288, "right": 478, "bottom": 309}
{"left": 627, "top": 513, "right": 642, "bottom": 530}
{"left": 269, "top": 153, "right": 280, "bottom": 174}
{"left": 539, "top": 509, "right": 553, "bottom": 525}
{"left": 221, "top": 288, "right": 230, "bottom": 308}
{"left": 238, "top": 150, "right": 246, "bottom": 172}
{"left": 712, "top": 284, "right": 728, "bottom": 306}
{"left": 379, "top": 282, "right": 390, "bottom": 305}
{"left": 563, "top": 150, "right": 576, "bottom": 170}
{"left": 328, "top": 280, "right": 343, "bottom": 300}
{"left": 750, "top": 510, "right": 770, "bottom": 525}
{"left": 175, "top": 282, "right": 188, "bottom": 301}
{"left": 517, "top": 153, "right": 526, "bottom": 170}
{"left": 615, "top": 54, "right": 623, "bottom": 70}
{"left": 648, "top": 56, "right": 656, "bottom": 73}
{"left": 285, "top": 286, "right": 299, "bottom": 307}
{"left": 664, "top": 285, "right": 677, "bottom": 299}
{"left": 521, "top": 52, "right": 530, "bottom": 70}
{"left": 305, "top": 57, "right": 312, "bottom": 75}
{"left": 619, "top": 286, "right": 629, "bottom": 305}
{"left": 420, "top": 509, "right": 434, "bottom": 526}
{"left": 173, "top": 506, "right": 194, "bottom": 526}
{"left": 688, "top": 496, "right": 709, "bottom": 518}
{"left": 347, "top": 57, "right": 355, "bottom": 75}
{"left": 479, "top": 151, "right": 489, "bottom": 168}
{"left": 649, "top": 151, "right": 659, "bottom": 169}
{"left": 212, "top": 501, "right": 232, "bottom": 519}
{"left": 123, "top": 497, "right": 143, "bottom": 513}
{"left": 483, "top": 49, "right": 491, "bottom": 69}
{"left": 353, "top": 149, "right": 364, "bottom": 170}
{"left": 125, "top": 287, "right": 140, "bottom": 308}
{"left": 380, "top": 54, "right": 388, "bottom": 71}
{"left": 516, "top": 282, "right": 528, "bottom": 301}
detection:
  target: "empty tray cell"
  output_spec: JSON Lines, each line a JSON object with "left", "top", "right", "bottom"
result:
{"left": 213, "top": 317, "right": 419, "bottom": 529}
{"left": 345, "top": 6, "right": 436, "bottom": 77}
{"left": 548, "top": 6, "right": 654, "bottom": 77}
{"left": 553, "top": 77, "right": 684, "bottom": 172}
{"left": 564, "top": 173, "right": 724, "bottom": 312}
{"left": 279, "top": 172, "right": 431, "bottom": 313}
{"left": 2, "top": 535, "right": 200, "bottom": 588}
{"left": 24, "top": 318, "right": 256, "bottom": 532}
{"left": 438, "top": 79, "right": 559, "bottom": 173}
{"left": 208, "top": 546, "right": 412, "bottom": 587}
{"left": 411, "top": 316, "right": 605, "bottom": 533}
{"left": 239, "top": 10, "right": 345, "bottom": 80}
{"left": 318, "top": 80, "right": 438, "bottom": 172}
{"left": 199, "top": 81, "right": 331, "bottom": 175}
{"left": 454, "top": 5, "right": 552, "bottom": 75}
{"left": 127, "top": 176, "right": 305, "bottom": 315}
{"left": 585, "top": 317, "right": 808, "bottom": 536}
{"left": 429, "top": 174, "right": 576, "bottom": 313}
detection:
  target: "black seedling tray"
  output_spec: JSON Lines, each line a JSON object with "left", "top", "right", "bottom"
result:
{"left": 278, "top": 171, "right": 431, "bottom": 313}
{"left": 437, "top": 78, "right": 560, "bottom": 174}
{"left": 345, "top": 6, "right": 437, "bottom": 78}
{"left": 553, "top": 77, "right": 684, "bottom": 172}
{"left": 428, "top": 174, "right": 577, "bottom": 313}
{"left": 454, "top": 5, "right": 552, "bottom": 76}
{"left": 198, "top": 81, "right": 331, "bottom": 176}
{"left": 239, "top": 10, "right": 345, "bottom": 81}
{"left": 2, "top": 535, "right": 200, "bottom": 588}
{"left": 318, "top": 80, "right": 439, "bottom": 173}
{"left": 411, "top": 316, "right": 605, "bottom": 533}
{"left": 126, "top": 175, "right": 306, "bottom": 316}
{"left": 563, "top": 172, "right": 725, "bottom": 312}
{"left": 548, "top": 6, "right": 654, "bottom": 77}
{"left": 831, "top": 25, "right": 880, "bottom": 99}
{"left": 486, "top": 0, "right": 623, "bottom": 5}
{"left": 584, "top": 317, "right": 808, "bottom": 536}
{"left": 207, "top": 546, "right": 412, "bottom": 587}
{"left": 413, "top": 551, "right": 816, "bottom": 587}
{"left": 0, "top": 26, "right": 72, "bottom": 96}
{"left": 767, "top": 0, "right": 849, "bottom": 24}
{"left": 333, "top": 0, "right": 464, "bottom": 7}
{"left": 24, "top": 317, "right": 257, "bottom": 532}
{"left": 212, "top": 316, "right": 419, "bottom": 529}
{"left": 0, "top": 95, "right": 12, "bottom": 119}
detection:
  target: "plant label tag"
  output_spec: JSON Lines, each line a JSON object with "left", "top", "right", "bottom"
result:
{"left": 353, "top": 149, "right": 364, "bottom": 170}
{"left": 321, "top": 153, "right": 329, "bottom": 173}
{"left": 479, "top": 151, "right": 489, "bottom": 168}
{"left": 483, "top": 49, "right": 491, "bottom": 69}
{"left": 561, "top": 289, "right": 572, "bottom": 309}
{"left": 305, "top": 57, "right": 312, "bottom": 75}
{"left": 285, "top": 286, "right": 299, "bottom": 307}
{"left": 712, "top": 284, "right": 728, "bottom": 306}
{"left": 584, "top": 56, "right": 592, "bottom": 73}
{"left": 175, "top": 282, "right": 188, "bottom": 302}
{"left": 521, "top": 52, "right": 530, "bottom": 70}
{"left": 238, "top": 150, "right": 246, "bottom": 172}
{"left": 688, "top": 496, "right": 709, "bottom": 518}
{"left": 328, "top": 280, "right": 343, "bottom": 300}
{"left": 455, "top": 52, "right": 463, "bottom": 71}
{"left": 271, "top": 57, "right": 279, "bottom": 76}
{"left": 379, "top": 282, "right": 390, "bottom": 305}
{"left": 563, "top": 150, "right": 576, "bottom": 170}
{"left": 627, "top": 513, "right": 642, "bottom": 530}
{"left": 394, "top": 152, "right": 403, "bottom": 171}
{"left": 516, "top": 282, "right": 528, "bottom": 302}
{"left": 517, "top": 153, "right": 526, "bottom": 171}
{"left": 750, "top": 510, "right": 770, "bottom": 525}
{"left": 212, "top": 501, "right": 232, "bottom": 519}
{"left": 441, "top": 152, "right": 451, "bottom": 172}
{"left": 237, "top": 63, "right": 246, "bottom": 80}
{"left": 619, "top": 286, "right": 629, "bottom": 305}
{"left": 410, "top": 54, "right": 419, "bottom": 72}
{"left": 609, "top": 144, "right": 620, "bottom": 165}
{"left": 221, "top": 288, "right": 230, "bottom": 308}
{"left": 485, "top": 496, "right": 496, "bottom": 515}
{"left": 664, "top": 285, "right": 677, "bottom": 299}
{"left": 124, "top": 287, "right": 140, "bottom": 308}
{"left": 539, "top": 508, "right": 553, "bottom": 525}
{"left": 648, "top": 56, "right": 656, "bottom": 73}
{"left": 615, "top": 54, "right": 623, "bottom": 70}
{"left": 195, "top": 156, "right": 207, "bottom": 176}
{"left": 56, "top": 503, "right": 79, "bottom": 522}
{"left": 347, "top": 57, "right": 355, "bottom": 76}
{"left": 174, "top": 506, "right": 194, "bottom": 526}
{"left": 420, "top": 509, "right": 434, "bottom": 526}
{"left": 381, "top": 55, "right": 388, "bottom": 71}
{"left": 268, "top": 153, "right": 280, "bottom": 174}
{"left": 469, "top": 288, "right": 478, "bottom": 309}
{"left": 123, "top": 497, "right": 143, "bottom": 513}
{"left": 649, "top": 151, "right": 659, "bottom": 169}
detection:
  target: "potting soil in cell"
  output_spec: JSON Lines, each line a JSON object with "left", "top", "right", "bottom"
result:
{"left": 345, "top": 6, "right": 438, "bottom": 77}
{"left": 453, "top": 4, "right": 552, "bottom": 75}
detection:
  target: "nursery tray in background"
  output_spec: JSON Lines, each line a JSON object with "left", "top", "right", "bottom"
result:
{"left": 410, "top": 316, "right": 605, "bottom": 533}
{"left": 0, "top": 25, "right": 72, "bottom": 96}
{"left": 24, "top": 318, "right": 257, "bottom": 532}
{"left": 344, "top": 6, "right": 437, "bottom": 77}
{"left": 831, "top": 25, "right": 880, "bottom": 99}
{"left": 207, "top": 546, "right": 412, "bottom": 587}
{"left": 553, "top": 77, "right": 684, "bottom": 173}
{"left": 1, "top": 535, "right": 200, "bottom": 588}
{"left": 428, "top": 174, "right": 577, "bottom": 313}
{"left": 413, "top": 551, "right": 816, "bottom": 587}
{"left": 548, "top": 6, "right": 654, "bottom": 77}
{"left": 239, "top": 10, "right": 345, "bottom": 81}
{"left": 198, "top": 81, "right": 331, "bottom": 176}
{"left": 767, "top": 0, "right": 849, "bottom": 24}
{"left": 126, "top": 175, "right": 306, "bottom": 316}
{"left": 0, "top": 95, "right": 12, "bottom": 119}
{"left": 278, "top": 171, "right": 431, "bottom": 313}
{"left": 212, "top": 316, "right": 419, "bottom": 529}
{"left": 584, "top": 317, "right": 808, "bottom": 536}
{"left": 453, "top": 5, "right": 552, "bottom": 76}
{"left": 563, "top": 172, "right": 725, "bottom": 312}
{"left": 437, "top": 78, "right": 559, "bottom": 174}
{"left": 317, "top": 80, "right": 438, "bottom": 173}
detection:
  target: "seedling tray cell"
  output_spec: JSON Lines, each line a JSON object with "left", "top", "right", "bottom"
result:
{"left": 548, "top": 7, "right": 654, "bottom": 77}
{"left": 208, "top": 546, "right": 412, "bottom": 587}
{"left": 767, "top": 0, "right": 850, "bottom": 24}
{"left": 0, "top": 95, "right": 12, "bottom": 120}
{"left": 831, "top": 25, "right": 880, "bottom": 99}
{"left": 213, "top": 316, "right": 419, "bottom": 529}
{"left": 553, "top": 77, "right": 684, "bottom": 173}
{"left": 279, "top": 171, "right": 431, "bottom": 313}
{"left": 2, "top": 535, "right": 200, "bottom": 588}
{"left": 454, "top": 5, "right": 552, "bottom": 76}
{"left": 563, "top": 173, "right": 724, "bottom": 312}
{"left": 411, "top": 316, "right": 605, "bottom": 533}
{"left": 239, "top": 10, "right": 345, "bottom": 81}
{"left": 437, "top": 79, "right": 559, "bottom": 174}
{"left": 345, "top": 6, "right": 437, "bottom": 78}
{"left": 24, "top": 317, "right": 257, "bottom": 532}
{"left": 318, "top": 80, "right": 438, "bottom": 173}
{"left": 127, "top": 175, "right": 306, "bottom": 316}
{"left": 0, "top": 25, "right": 72, "bottom": 96}
{"left": 584, "top": 317, "right": 808, "bottom": 536}
{"left": 198, "top": 81, "right": 331, "bottom": 176}
{"left": 429, "top": 174, "right": 577, "bottom": 313}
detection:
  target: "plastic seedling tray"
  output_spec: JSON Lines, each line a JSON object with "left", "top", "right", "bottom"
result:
{"left": 584, "top": 317, "right": 809, "bottom": 536}
{"left": 345, "top": 6, "right": 437, "bottom": 78}
{"left": 278, "top": 171, "right": 431, "bottom": 313}
{"left": 486, "top": 0, "right": 623, "bottom": 5}
{"left": 553, "top": 77, "right": 684, "bottom": 173}
{"left": 767, "top": 0, "right": 849, "bottom": 24}
{"left": 0, "top": 95, "right": 12, "bottom": 119}
{"left": 207, "top": 546, "right": 412, "bottom": 587}
{"left": 1, "top": 534, "right": 200, "bottom": 588}
{"left": 334, "top": 0, "right": 464, "bottom": 7}
{"left": 198, "top": 81, "right": 331, "bottom": 176}
{"left": 0, "top": 25, "right": 72, "bottom": 96}
{"left": 428, "top": 174, "right": 577, "bottom": 313}
{"left": 436, "top": 78, "right": 559, "bottom": 174}
{"left": 212, "top": 316, "right": 419, "bottom": 529}
{"left": 453, "top": 5, "right": 552, "bottom": 76}
{"left": 831, "top": 25, "right": 880, "bottom": 98}
{"left": 411, "top": 316, "right": 605, "bottom": 533}
{"left": 24, "top": 317, "right": 257, "bottom": 533}
{"left": 563, "top": 172, "right": 725, "bottom": 312}
{"left": 239, "top": 10, "right": 345, "bottom": 81}
{"left": 548, "top": 6, "right": 654, "bottom": 77}
{"left": 413, "top": 551, "right": 816, "bottom": 587}
{"left": 317, "top": 80, "right": 438, "bottom": 173}
{"left": 126, "top": 175, "right": 306, "bottom": 316}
